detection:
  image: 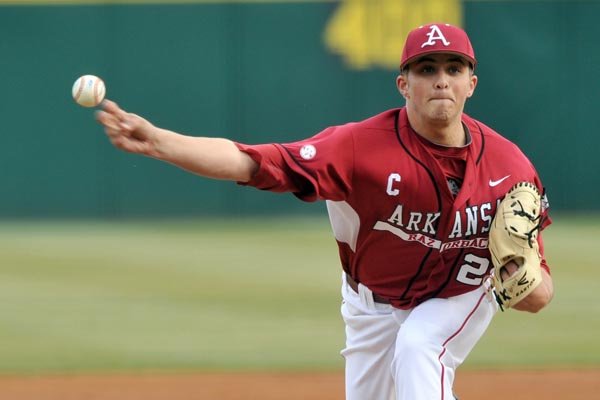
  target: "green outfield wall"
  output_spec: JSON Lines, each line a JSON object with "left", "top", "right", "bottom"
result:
{"left": 0, "top": 0, "right": 597, "bottom": 217}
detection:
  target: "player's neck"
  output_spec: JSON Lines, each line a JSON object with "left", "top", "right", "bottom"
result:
{"left": 408, "top": 114, "right": 466, "bottom": 147}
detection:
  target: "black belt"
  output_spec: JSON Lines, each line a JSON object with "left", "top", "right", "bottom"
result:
{"left": 345, "top": 273, "right": 392, "bottom": 304}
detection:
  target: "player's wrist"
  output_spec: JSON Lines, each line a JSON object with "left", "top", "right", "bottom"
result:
{"left": 147, "top": 127, "right": 172, "bottom": 159}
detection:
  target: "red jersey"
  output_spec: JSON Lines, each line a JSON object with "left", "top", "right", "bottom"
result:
{"left": 236, "top": 108, "right": 551, "bottom": 309}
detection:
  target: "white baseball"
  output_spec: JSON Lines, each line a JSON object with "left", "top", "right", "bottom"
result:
{"left": 72, "top": 75, "right": 106, "bottom": 107}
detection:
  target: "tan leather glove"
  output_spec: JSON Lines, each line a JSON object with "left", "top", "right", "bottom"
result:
{"left": 489, "top": 182, "right": 543, "bottom": 310}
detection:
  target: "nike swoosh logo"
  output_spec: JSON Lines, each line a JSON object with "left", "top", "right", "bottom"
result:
{"left": 489, "top": 175, "right": 511, "bottom": 187}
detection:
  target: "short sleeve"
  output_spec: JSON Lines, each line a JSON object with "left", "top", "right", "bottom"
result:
{"left": 235, "top": 125, "right": 356, "bottom": 202}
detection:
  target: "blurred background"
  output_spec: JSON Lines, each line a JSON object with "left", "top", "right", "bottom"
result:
{"left": 0, "top": 0, "right": 598, "bottom": 390}
{"left": 1, "top": 0, "right": 597, "bottom": 218}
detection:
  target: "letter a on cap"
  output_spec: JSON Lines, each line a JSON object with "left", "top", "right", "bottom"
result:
{"left": 421, "top": 24, "right": 451, "bottom": 48}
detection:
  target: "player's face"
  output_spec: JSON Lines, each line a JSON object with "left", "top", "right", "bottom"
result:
{"left": 397, "top": 54, "right": 477, "bottom": 126}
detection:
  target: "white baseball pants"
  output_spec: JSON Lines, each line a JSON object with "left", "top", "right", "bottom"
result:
{"left": 340, "top": 273, "right": 498, "bottom": 400}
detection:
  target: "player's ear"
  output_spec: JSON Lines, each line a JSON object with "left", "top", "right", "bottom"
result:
{"left": 467, "top": 74, "right": 478, "bottom": 98}
{"left": 397, "top": 74, "right": 409, "bottom": 99}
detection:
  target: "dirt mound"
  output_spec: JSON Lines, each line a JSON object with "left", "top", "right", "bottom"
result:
{"left": 0, "top": 369, "right": 597, "bottom": 399}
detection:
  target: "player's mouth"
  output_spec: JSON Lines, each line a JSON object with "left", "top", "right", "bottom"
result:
{"left": 429, "top": 97, "right": 454, "bottom": 102}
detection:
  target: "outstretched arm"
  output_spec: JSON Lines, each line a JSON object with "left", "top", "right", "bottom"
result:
{"left": 95, "top": 100, "right": 259, "bottom": 182}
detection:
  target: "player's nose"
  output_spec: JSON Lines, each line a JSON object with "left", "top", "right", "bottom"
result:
{"left": 434, "top": 75, "right": 450, "bottom": 89}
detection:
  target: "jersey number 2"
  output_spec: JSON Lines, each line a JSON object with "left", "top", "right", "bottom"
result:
{"left": 456, "top": 254, "right": 489, "bottom": 285}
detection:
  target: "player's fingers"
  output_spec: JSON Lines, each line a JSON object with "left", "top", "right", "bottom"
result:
{"left": 104, "top": 126, "right": 124, "bottom": 139}
{"left": 101, "top": 112, "right": 135, "bottom": 135}
{"left": 101, "top": 99, "right": 133, "bottom": 126}
{"left": 499, "top": 261, "right": 519, "bottom": 282}
{"left": 101, "top": 99, "right": 121, "bottom": 115}
{"left": 119, "top": 115, "right": 136, "bottom": 131}
{"left": 100, "top": 100, "right": 149, "bottom": 138}
{"left": 107, "top": 136, "right": 130, "bottom": 152}
{"left": 103, "top": 129, "right": 140, "bottom": 150}
{"left": 95, "top": 109, "right": 120, "bottom": 129}
{"left": 101, "top": 99, "right": 126, "bottom": 114}
{"left": 98, "top": 110, "right": 131, "bottom": 136}
{"left": 110, "top": 135, "right": 144, "bottom": 154}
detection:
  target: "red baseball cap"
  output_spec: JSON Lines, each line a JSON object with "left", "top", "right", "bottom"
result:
{"left": 400, "top": 23, "right": 476, "bottom": 70}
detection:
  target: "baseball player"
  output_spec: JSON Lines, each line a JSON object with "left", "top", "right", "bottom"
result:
{"left": 96, "top": 23, "right": 554, "bottom": 400}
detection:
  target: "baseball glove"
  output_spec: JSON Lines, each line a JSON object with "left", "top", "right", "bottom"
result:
{"left": 489, "top": 182, "right": 543, "bottom": 310}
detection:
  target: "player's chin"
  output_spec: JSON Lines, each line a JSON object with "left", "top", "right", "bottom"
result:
{"left": 428, "top": 109, "right": 453, "bottom": 122}
{"left": 433, "top": 102, "right": 462, "bottom": 118}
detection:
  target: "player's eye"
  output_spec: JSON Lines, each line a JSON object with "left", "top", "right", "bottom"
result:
{"left": 448, "top": 65, "right": 463, "bottom": 74}
{"left": 419, "top": 65, "right": 436, "bottom": 74}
